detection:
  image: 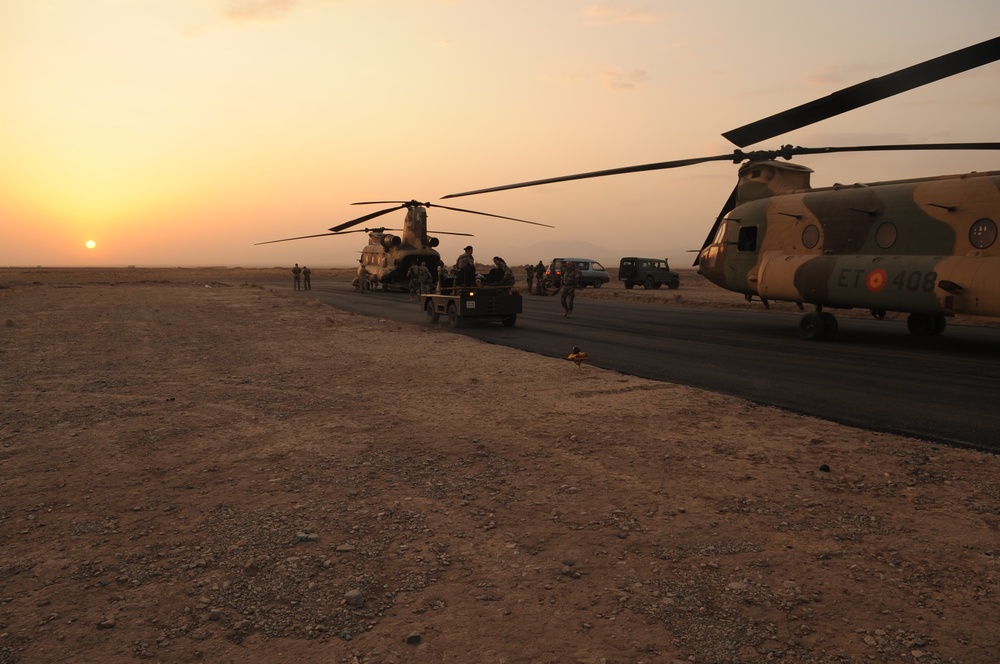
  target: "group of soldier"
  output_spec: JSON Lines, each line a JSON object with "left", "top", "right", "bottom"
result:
{"left": 293, "top": 252, "right": 579, "bottom": 317}
{"left": 291, "top": 263, "right": 312, "bottom": 291}
{"left": 523, "top": 259, "right": 579, "bottom": 316}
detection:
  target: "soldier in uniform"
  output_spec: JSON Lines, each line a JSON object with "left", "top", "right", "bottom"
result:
{"left": 406, "top": 262, "right": 421, "bottom": 300}
{"left": 525, "top": 264, "right": 534, "bottom": 293}
{"left": 560, "top": 260, "right": 581, "bottom": 317}
{"left": 292, "top": 263, "right": 302, "bottom": 291}
{"left": 455, "top": 245, "right": 476, "bottom": 286}
{"left": 356, "top": 262, "right": 369, "bottom": 293}
{"left": 492, "top": 256, "right": 515, "bottom": 287}
{"left": 302, "top": 265, "right": 311, "bottom": 290}
{"left": 534, "top": 260, "right": 546, "bottom": 295}
{"left": 417, "top": 261, "right": 434, "bottom": 295}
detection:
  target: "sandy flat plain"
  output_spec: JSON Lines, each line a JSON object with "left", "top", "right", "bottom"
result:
{"left": 1, "top": 266, "right": 998, "bottom": 663}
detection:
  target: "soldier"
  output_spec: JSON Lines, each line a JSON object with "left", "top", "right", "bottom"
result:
{"left": 534, "top": 260, "right": 545, "bottom": 295}
{"left": 406, "top": 262, "right": 421, "bottom": 300}
{"left": 417, "top": 261, "right": 434, "bottom": 295}
{"left": 492, "top": 256, "right": 515, "bottom": 287}
{"left": 302, "top": 265, "right": 311, "bottom": 290}
{"left": 356, "top": 262, "right": 369, "bottom": 293}
{"left": 524, "top": 264, "right": 534, "bottom": 293}
{"left": 560, "top": 260, "right": 581, "bottom": 317}
{"left": 456, "top": 245, "right": 476, "bottom": 286}
{"left": 292, "top": 263, "right": 302, "bottom": 291}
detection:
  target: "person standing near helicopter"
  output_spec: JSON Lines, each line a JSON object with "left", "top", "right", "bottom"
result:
{"left": 455, "top": 245, "right": 476, "bottom": 286}
{"left": 560, "top": 260, "right": 581, "bottom": 317}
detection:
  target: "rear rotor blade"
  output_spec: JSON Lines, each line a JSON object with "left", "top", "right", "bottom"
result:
{"left": 723, "top": 36, "right": 1000, "bottom": 147}
{"left": 255, "top": 232, "right": 342, "bottom": 245}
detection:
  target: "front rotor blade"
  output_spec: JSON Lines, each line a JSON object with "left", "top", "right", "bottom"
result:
{"left": 429, "top": 203, "right": 553, "bottom": 227}
{"left": 255, "top": 232, "right": 342, "bottom": 245}
{"left": 723, "top": 36, "right": 1000, "bottom": 147}
{"left": 427, "top": 230, "right": 475, "bottom": 237}
{"left": 442, "top": 153, "right": 738, "bottom": 199}
{"left": 329, "top": 205, "right": 407, "bottom": 232}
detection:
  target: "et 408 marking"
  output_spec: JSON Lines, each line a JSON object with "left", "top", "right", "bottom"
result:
{"left": 837, "top": 268, "right": 938, "bottom": 294}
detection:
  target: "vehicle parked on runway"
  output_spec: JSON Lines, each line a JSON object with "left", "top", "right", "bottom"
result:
{"left": 544, "top": 258, "right": 610, "bottom": 290}
{"left": 619, "top": 257, "right": 680, "bottom": 290}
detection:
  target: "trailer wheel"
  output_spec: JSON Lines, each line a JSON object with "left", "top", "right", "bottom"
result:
{"left": 447, "top": 303, "right": 465, "bottom": 328}
{"left": 501, "top": 314, "right": 517, "bottom": 327}
{"left": 424, "top": 300, "right": 439, "bottom": 324}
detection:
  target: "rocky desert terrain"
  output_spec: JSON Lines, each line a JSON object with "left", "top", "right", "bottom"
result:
{"left": 1, "top": 267, "right": 997, "bottom": 663}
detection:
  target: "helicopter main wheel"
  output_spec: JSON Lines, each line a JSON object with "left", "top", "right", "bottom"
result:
{"left": 501, "top": 314, "right": 517, "bottom": 327}
{"left": 907, "top": 313, "right": 946, "bottom": 336}
{"left": 425, "top": 300, "right": 440, "bottom": 324}
{"left": 447, "top": 303, "right": 466, "bottom": 328}
{"left": 799, "top": 312, "right": 836, "bottom": 341}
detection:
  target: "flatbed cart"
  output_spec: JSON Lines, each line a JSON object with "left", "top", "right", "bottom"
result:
{"left": 421, "top": 286, "right": 522, "bottom": 328}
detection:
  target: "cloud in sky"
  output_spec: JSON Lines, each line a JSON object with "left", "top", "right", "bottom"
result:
{"left": 220, "top": 0, "right": 303, "bottom": 22}
{"left": 602, "top": 67, "right": 649, "bottom": 91}
{"left": 583, "top": 4, "right": 660, "bottom": 26}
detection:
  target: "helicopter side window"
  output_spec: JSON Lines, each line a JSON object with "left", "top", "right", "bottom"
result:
{"left": 970, "top": 218, "right": 997, "bottom": 249}
{"left": 737, "top": 226, "right": 758, "bottom": 252}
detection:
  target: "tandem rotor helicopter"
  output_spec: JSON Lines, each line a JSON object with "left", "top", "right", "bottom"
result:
{"left": 256, "top": 200, "right": 551, "bottom": 291}
{"left": 445, "top": 37, "right": 1000, "bottom": 340}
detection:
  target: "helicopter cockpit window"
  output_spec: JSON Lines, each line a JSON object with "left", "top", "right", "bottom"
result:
{"left": 970, "top": 218, "right": 997, "bottom": 249}
{"left": 875, "top": 223, "right": 897, "bottom": 249}
{"left": 802, "top": 224, "right": 820, "bottom": 249}
{"left": 737, "top": 226, "right": 758, "bottom": 252}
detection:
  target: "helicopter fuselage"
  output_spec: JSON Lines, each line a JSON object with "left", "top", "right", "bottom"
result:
{"left": 697, "top": 161, "right": 1000, "bottom": 332}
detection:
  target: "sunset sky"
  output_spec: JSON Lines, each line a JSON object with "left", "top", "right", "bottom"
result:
{"left": 3, "top": 1, "right": 999, "bottom": 268}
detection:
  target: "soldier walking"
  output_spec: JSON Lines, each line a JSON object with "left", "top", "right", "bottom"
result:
{"left": 560, "top": 260, "right": 580, "bottom": 317}
{"left": 534, "top": 261, "right": 546, "bottom": 295}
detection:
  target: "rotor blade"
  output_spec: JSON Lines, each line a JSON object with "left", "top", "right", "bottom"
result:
{"left": 427, "top": 202, "right": 553, "bottom": 227}
{"left": 255, "top": 232, "right": 342, "bottom": 246}
{"left": 723, "top": 36, "right": 1000, "bottom": 147}
{"left": 694, "top": 185, "right": 739, "bottom": 267}
{"left": 351, "top": 200, "right": 428, "bottom": 206}
{"left": 427, "top": 230, "right": 475, "bottom": 237}
{"left": 776, "top": 142, "right": 1000, "bottom": 158}
{"left": 329, "top": 204, "right": 407, "bottom": 232}
{"left": 442, "top": 153, "right": 739, "bottom": 199}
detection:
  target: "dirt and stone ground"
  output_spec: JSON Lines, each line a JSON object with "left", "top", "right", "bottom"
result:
{"left": 1, "top": 267, "right": 998, "bottom": 663}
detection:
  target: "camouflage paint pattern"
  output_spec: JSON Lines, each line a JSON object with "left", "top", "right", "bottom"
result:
{"left": 698, "top": 161, "right": 1000, "bottom": 322}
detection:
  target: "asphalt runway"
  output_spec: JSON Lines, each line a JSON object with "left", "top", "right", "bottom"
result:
{"left": 288, "top": 281, "right": 1000, "bottom": 452}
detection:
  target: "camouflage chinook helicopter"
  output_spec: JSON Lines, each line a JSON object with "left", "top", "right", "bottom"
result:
{"left": 445, "top": 37, "right": 1000, "bottom": 340}
{"left": 257, "top": 200, "right": 551, "bottom": 291}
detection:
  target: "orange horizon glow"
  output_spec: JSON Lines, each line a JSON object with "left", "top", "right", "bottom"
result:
{"left": 2, "top": 2, "right": 999, "bottom": 268}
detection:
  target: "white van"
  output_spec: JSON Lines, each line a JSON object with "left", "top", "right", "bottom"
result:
{"left": 544, "top": 258, "right": 611, "bottom": 289}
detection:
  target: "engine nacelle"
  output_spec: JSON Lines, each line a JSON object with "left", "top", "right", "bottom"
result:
{"left": 427, "top": 236, "right": 440, "bottom": 248}
{"left": 381, "top": 234, "right": 401, "bottom": 249}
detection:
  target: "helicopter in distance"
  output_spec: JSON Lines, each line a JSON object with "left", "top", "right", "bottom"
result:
{"left": 445, "top": 37, "right": 1000, "bottom": 340}
{"left": 256, "top": 200, "right": 552, "bottom": 291}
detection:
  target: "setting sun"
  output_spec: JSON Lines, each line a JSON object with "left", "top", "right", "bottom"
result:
{"left": 85, "top": 240, "right": 96, "bottom": 250}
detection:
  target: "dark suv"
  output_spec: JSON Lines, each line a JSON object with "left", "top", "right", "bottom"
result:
{"left": 619, "top": 257, "right": 680, "bottom": 290}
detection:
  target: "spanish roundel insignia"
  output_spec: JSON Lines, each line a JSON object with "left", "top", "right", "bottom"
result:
{"left": 866, "top": 268, "right": 888, "bottom": 293}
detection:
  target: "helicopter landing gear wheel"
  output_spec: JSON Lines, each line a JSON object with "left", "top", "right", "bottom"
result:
{"left": 907, "top": 313, "right": 945, "bottom": 336}
{"left": 424, "top": 300, "right": 439, "bottom": 324}
{"left": 799, "top": 311, "right": 838, "bottom": 341}
{"left": 447, "top": 303, "right": 465, "bottom": 328}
